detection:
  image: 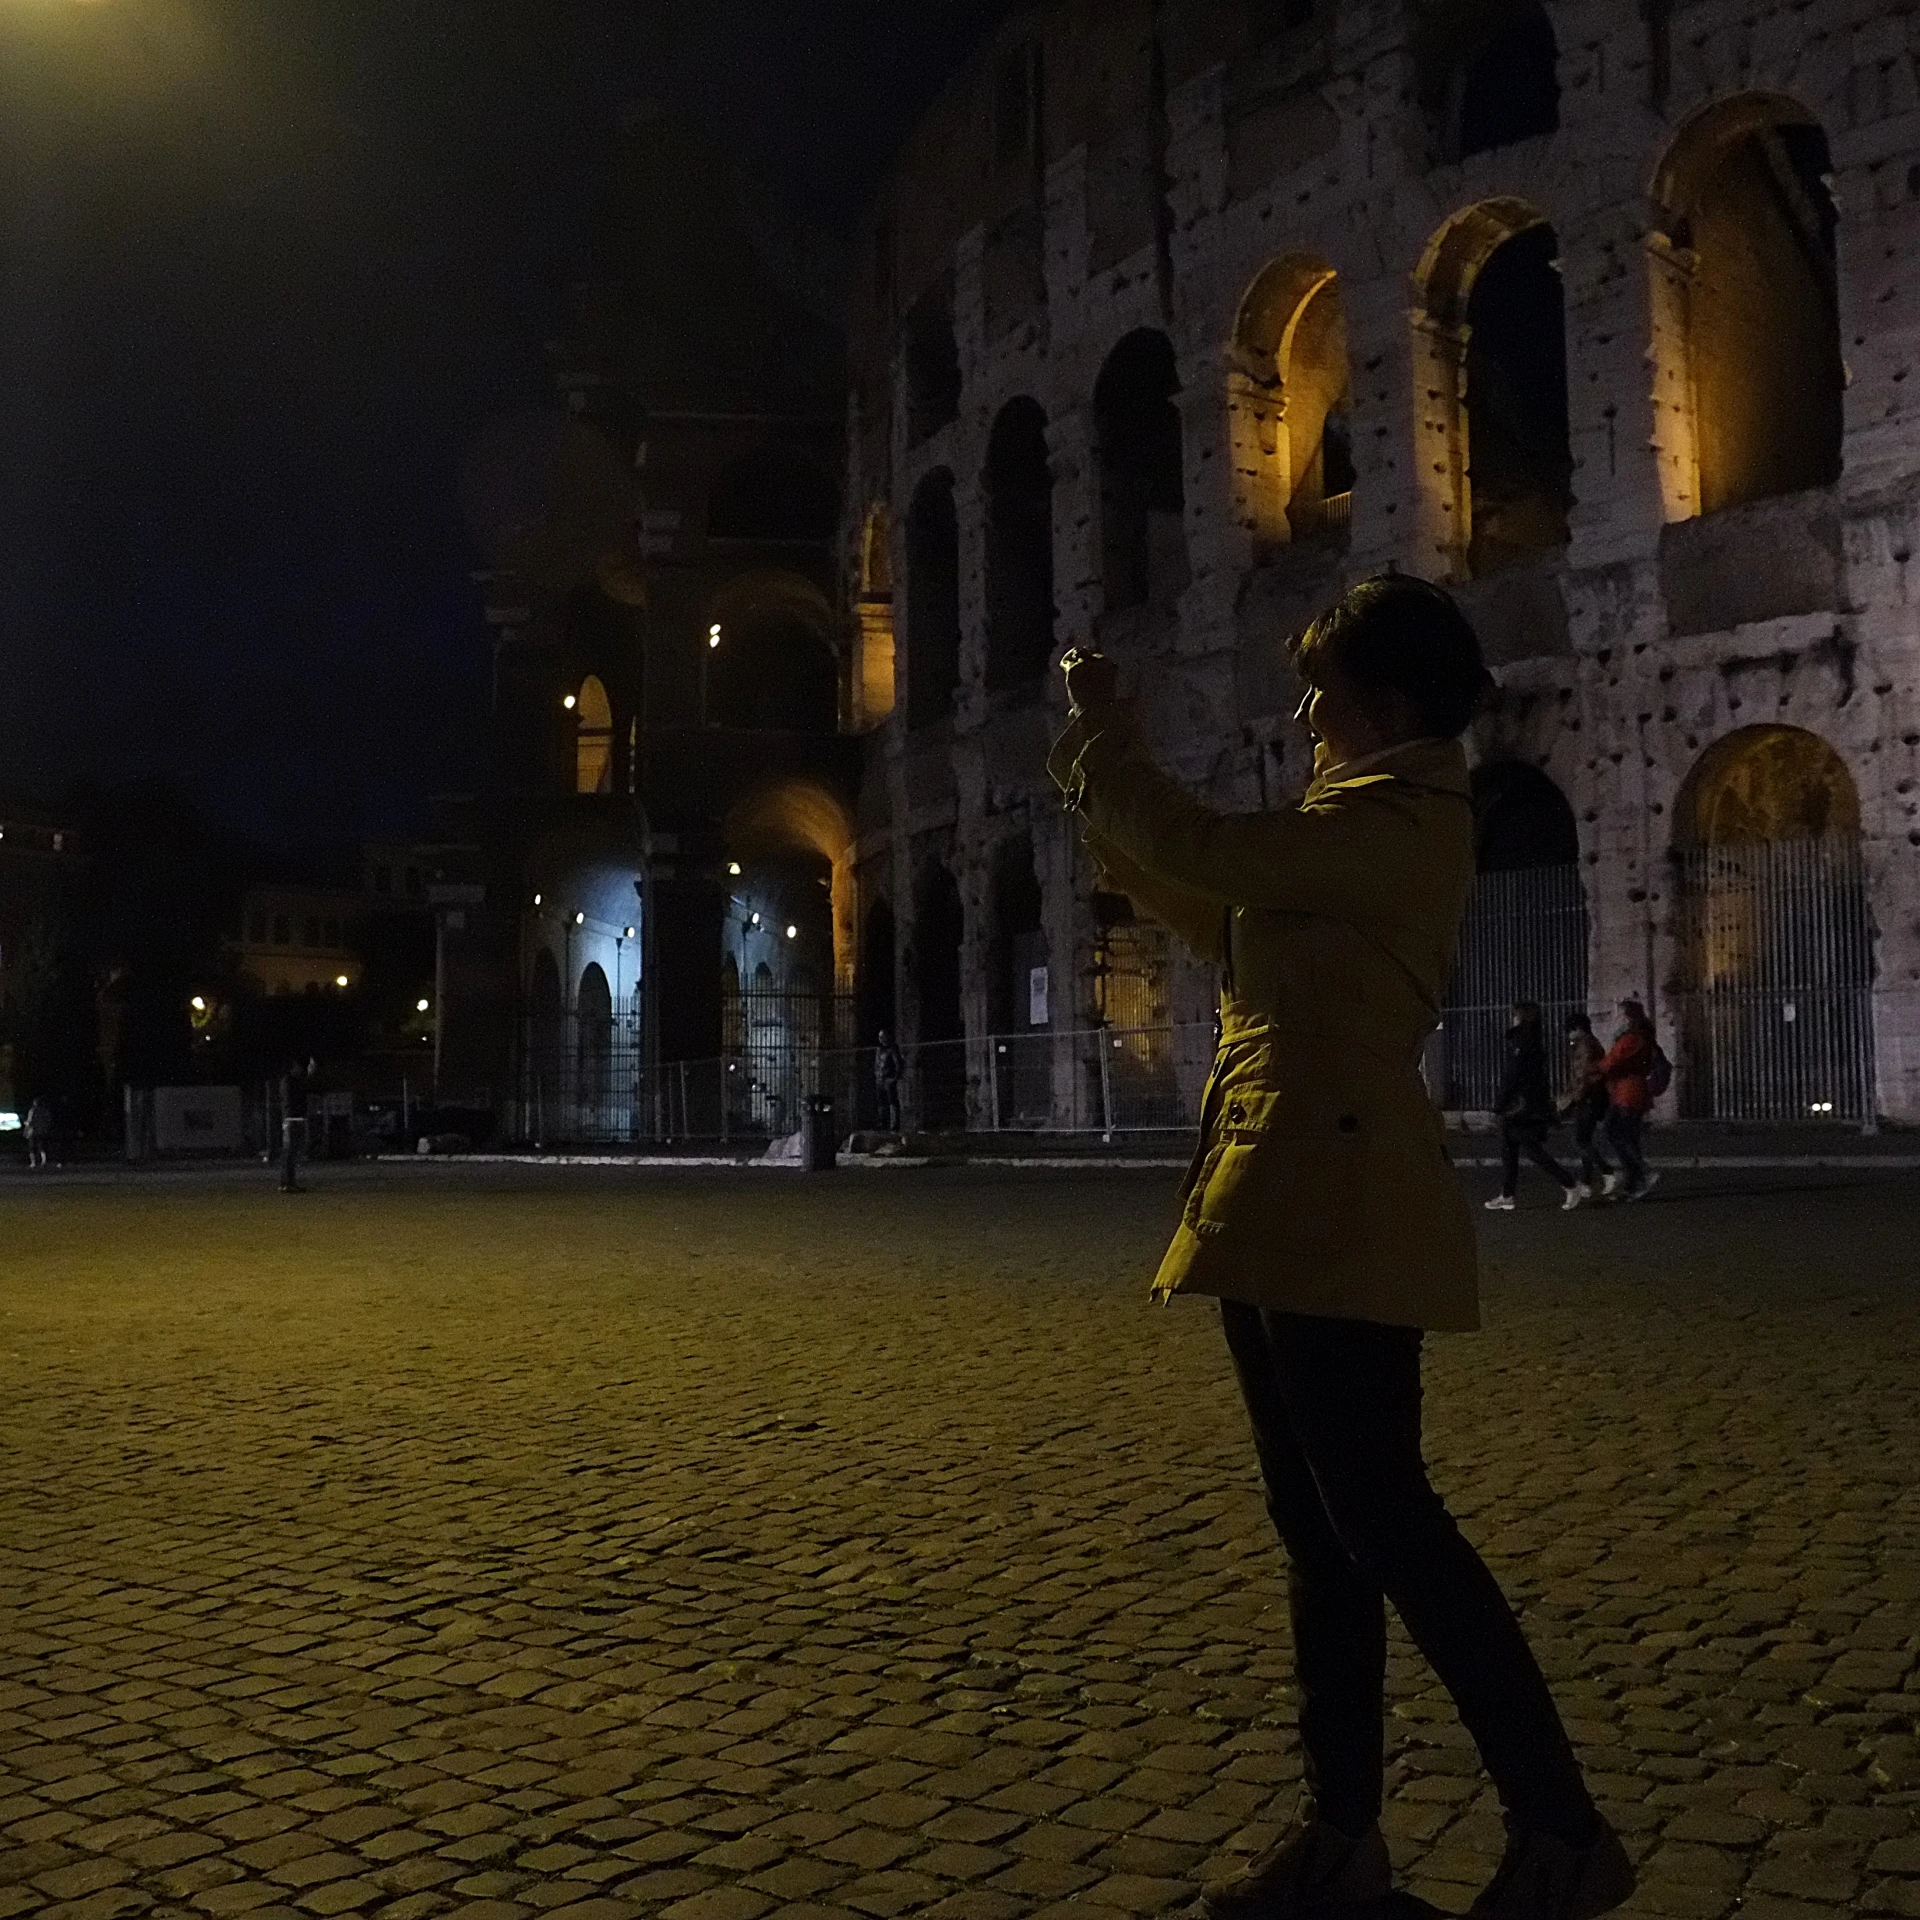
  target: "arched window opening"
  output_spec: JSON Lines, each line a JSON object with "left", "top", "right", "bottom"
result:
{"left": 1231, "top": 257, "right": 1354, "bottom": 552}
{"left": 1438, "top": 763, "right": 1588, "bottom": 1110}
{"left": 1651, "top": 98, "right": 1842, "bottom": 518}
{"left": 859, "top": 896, "right": 898, "bottom": 1058}
{"left": 1457, "top": 7, "right": 1559, "bottom": 157}
{"left": 573, "top": 675, "right": 614, "bottom": 795}
{"left": 1095, "top": 330, "right": 1188, "bottom": 613}
{"left": 904, "top": 283, "right": 962, "bottom": 446}
{"left": 707, "top": 448, "right": 838, "bottom": 543}
{"left": 984, "top": 400, "right": 1056, "bottom": 692}
{"left": 913, "top": 860, "right": 966, "bottom": 1128}
{"left": 905, "top": 471, "right": 961, "bottom": 730}
{"left": 1673, "top": 727, "right": 1873, "bottom": 1122}
{"left": 576, "top": 963, "right": 613, "bottom": 1133}
{"left": 1415, "top": 202, "right": 1570, "bottom": 580}
{"left": 706, "top": 574, "right": 838, "bottom": 733}
{"left": 854, "top": 505, "right": 897, "bottom": 729}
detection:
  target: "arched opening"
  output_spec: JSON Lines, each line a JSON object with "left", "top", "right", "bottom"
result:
{"left": 987, "top": 838, "right": 1049, "bottom": 1127}
{"left": 707, "top": 447, "right": 838, "bottom": 543}
{"left": 904, "top": 281, "right": 962, "bottom": 446}
{"left": 573, "top": 674, "right": 614, "bottom": 795}
{"left": 1095, "top": 329, "right": 1188, "bottom": 613}
{"left": 913, "top": 859, "right": 966, "bottom": 1129}
{"left": 905, "top": 470, "right": 961, "bottom": 730}
{"left": 705, "top": 571, "right": 838, "bottom": 733}
{"left": 1673, "top": 727, "right": 1872, "bottom": 1121}
{"left": 1651, "top": 97, "right": 1843, "bottom": 518}
{"left": 576, "top": 962, "right": 613, "bottom": 1135}
{"left": 984, "top": 399, "right": 1056, "bottom": 692}
{"left": 1416, "top": 201, "right": 1571, "bottom": 579}
{"left": 1439, "top": 763, "right": 1588, "bottom": 1110}
{"left": 859, "top": 897, "right": 897, "bottom": 1047}
{"left": 855, "top": 504, "right": 897, "bottom": 728}
{"left": 1415, "top": 2, "right": 1560, "bottom": 161}
{"left": 1231, "top": 256, "right": 1354, "bottom": 552}
{"left": 526, "top": 947, "right": 564, "bottom": 1142}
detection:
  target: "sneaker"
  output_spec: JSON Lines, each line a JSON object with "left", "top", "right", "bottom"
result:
{"left": 1197, "top": 1817, "right": 1392, "bottom": 1920}
{"left": 1468, "top": 1817, "right": 1636, "bottom": 1920}
{"left": 1599, "top": 1172, "right": 1625, "bottom": 1200}
{"left": 1561, "top": 1185, "right": 1585, "bottom": 1211}
{"left": 1627, "top": 1170, "right": 1662, "bottom": 1201}
{"left": 1484, "top": 1194, "right": 1517, "bottom": 1212}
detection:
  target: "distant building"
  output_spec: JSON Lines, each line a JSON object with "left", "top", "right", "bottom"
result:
{"left": 233, "top": 887, "right": 365, "bottom": 997}
{"left": 839, "top": 0, "right": 1920, "bottom": 1129}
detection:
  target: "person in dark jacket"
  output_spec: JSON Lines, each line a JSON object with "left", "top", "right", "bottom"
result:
{"left": 873, "top": 1030, "right": 904, "bottom": 1133}
{"left": 1484, "top": 1002, "right": 1581, "bottom": 1212}
{"left": 1560, "top": 1011, "right": 1614, "bottom": 1199}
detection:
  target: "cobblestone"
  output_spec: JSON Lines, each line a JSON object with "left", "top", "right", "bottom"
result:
{"left": 2, "top": 1163, "right": 1918, "bottom": 1917}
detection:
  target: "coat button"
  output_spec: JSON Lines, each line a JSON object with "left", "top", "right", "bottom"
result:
{"left": 1227, "top": 1102, "right": 1245, "bottom": 1126}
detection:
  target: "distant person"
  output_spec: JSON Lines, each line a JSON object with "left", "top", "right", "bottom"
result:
{"left": 24, "top": 1095, "right": 53, "bottom": 1171}
{"left": 1051, "top": 574, "right": 1633, "bottom": 1920}
{"left": 1561, "top": 1011, "right": 1615, "bottom": 1201}
{"left": 279, "top": 1060, "right": 312, "bottom": 1193}
{"left": 1485, "top": 1001, "right": 1581, "bottom": 1212}
{"left": 873, "top": 1030, "right": 904, "bottom": 1134}
{"left": 1597, "top": 1000, "right": 1660, "bottom": 1201}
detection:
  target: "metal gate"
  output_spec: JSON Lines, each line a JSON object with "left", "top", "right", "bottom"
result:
{"left": 1439, "top": 863, "right": 1590, "bottom": 1110}
{"left": 1674, "top": 835, "right": 1875, "bottom": 1123}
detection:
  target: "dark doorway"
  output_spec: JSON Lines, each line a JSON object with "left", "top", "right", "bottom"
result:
{"left": 913, "top": 861, "right": 966, "bottom": 1128}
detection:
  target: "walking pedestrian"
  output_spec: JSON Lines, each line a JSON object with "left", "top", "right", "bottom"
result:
{"left": 279, "top": 1060, "right": 311, "bottom": 1193}
{"left": 1485, "top": 1001, "right": 1581, "bottom": 1212}
{"left": 873, "top": 1029, "right": 904, "bottom": 1134}
{"left": 24, "top": 1095, "right": 53, "bottom": 1171}
{"left": 1561, "top": 1011, "right": 1615, "bottom": 1200}
{"left": 1597, "top": 1000, "right": 1660, "bottom": 1200}
{"left": 1050, "top": 574, "right": 1633, "bottom": 1920}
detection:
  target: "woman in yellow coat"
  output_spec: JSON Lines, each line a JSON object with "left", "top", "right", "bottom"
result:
{"left": 1052, "top": 577, "right": 1632, "bottom": 1920}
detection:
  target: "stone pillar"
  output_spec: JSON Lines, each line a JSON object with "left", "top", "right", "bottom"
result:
{"left": 1343, "top": 270, "right": 1430, "bottom": 577}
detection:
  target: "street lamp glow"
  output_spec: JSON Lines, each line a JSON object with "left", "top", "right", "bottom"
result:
{"left": 623, "top": 926, "right": 636, "bottom": 940}
{"left": 785, "top": 924, "right": 798, "bottom": 940}
{"left": 533, "top": 892, "right": 542, "bottom": 907}
{"left": 708, "top": 624, "right": 722, "bottom": 650}
{"left": 750, "top": 912, "right": 760, "bottom": 926}
{"left": 562, "top": 693, "right": 577, "bottom": 711}
{"left": 574, "top": 911, "right": 585, "bottom": 926}
{"left": 190, "top": 995, "right": 207, "bottom": 1014}
{"left": 335, "top": 974, "right": 350, "bottom": 989}
{"left": 416, "top": 998, "right": 431, "bottom": 1014}
{"left": 728, "top": 861, "right": 742, "bottom": 877}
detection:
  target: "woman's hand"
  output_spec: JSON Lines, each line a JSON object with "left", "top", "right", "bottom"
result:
{"left": 1060, "top": 647, "right": 1119, "bottom": 713}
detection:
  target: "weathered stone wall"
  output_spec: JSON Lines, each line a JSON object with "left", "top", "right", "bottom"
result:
{"left": 845, "top": 0, "right": 1920, "bottom": 1126}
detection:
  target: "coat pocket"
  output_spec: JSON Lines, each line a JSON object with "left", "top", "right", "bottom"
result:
{"left": 1185, "top": 1085, "right": 1369, "bottom": 1250}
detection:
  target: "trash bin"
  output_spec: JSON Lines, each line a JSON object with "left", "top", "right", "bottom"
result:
{"left": 802, "top": 1093, "right": 837, "bottom": 1173}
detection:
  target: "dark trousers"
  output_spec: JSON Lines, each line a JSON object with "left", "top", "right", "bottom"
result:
{"left": 280, "top": 1116, "right": 306, "bottom": 1189}
{"left": 1603, "top": 1106, "right": 1649, "bottom": 1190}
{"left": 875, "top": 1085, "right": 902, "bottom": 1132}
{"left": 1220, "top": 1303, "right": 1593, "bottom": 1837}
{"left": 1571, "top": 1094, "right": 1614, "bottom": 1186}
{"left": 1499, "top": 1117, "right": 1573, "bottom": 1197}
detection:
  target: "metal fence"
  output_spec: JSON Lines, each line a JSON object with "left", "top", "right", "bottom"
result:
{"left": 1437, "top": 862, "right": 1591, "bottom": 1111}
{"left": 1673, "top": 835, "right": 1876, "bottom": 1124}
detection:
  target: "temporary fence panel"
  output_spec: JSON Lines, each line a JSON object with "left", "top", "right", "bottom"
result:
{"left": 1674, "top": 834, "right": 1875, "bottom": 1124}
{"left": 1439, "top": 863, "right": 1590, "bottom": 1111}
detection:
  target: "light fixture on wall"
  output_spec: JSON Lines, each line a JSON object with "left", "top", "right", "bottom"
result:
{"left": 785, "top": 925, "right": 798, "bottom": 940}
{"left": 417, "top": 998, "right": 431, "bottom": 1014}
{"left": 533, "top": 892, "right": 543, "bottom": 908}
{"left": 728, "top": 861, "right": 742, "bottom": 877}
{"left": 709, "top": 624, "right": 723, "bottom": 650}
{"left": 563, "top": 693, "right": 577, "bottom": 710}
{"left": 335, "top": 974, "right": 350, "bottom": 989}
{"left": 574, "top": 911, "right": 586, "bottom": 927}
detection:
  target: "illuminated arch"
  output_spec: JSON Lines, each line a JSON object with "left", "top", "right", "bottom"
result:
{"left": 726, "top": 779, "right": 858, "bottom": 990}
{"left": 1648, "top": 94, "right": 1842, "bottom": 520}
{"left": 1674, "top": 725, "right": 1859, "bottom": 850}
{"left": 573, "top": 674, "right": 614, "bottom": 795}
{"left": 1231, "top": 255, "right": 1353, "bottom": 551}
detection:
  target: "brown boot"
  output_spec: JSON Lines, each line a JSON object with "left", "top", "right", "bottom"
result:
{"left": 1467, "top": 1817, "right": 1636, "bottom": 1920}
{"left": 1197, "top": 1817, "right": 1393, "bottom": 1919}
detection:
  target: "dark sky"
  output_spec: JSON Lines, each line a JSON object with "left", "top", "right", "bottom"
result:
{"left": 0, "top": 1, "right": 1013, "bottom": 846}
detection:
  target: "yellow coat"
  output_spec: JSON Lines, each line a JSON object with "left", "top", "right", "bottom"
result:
{"left": 1049, "top": 710, "right": 1481, "bottom": 1333}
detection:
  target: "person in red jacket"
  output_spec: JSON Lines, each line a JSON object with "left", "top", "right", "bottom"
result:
{"left": 1597, "top": 1001, "right": 1659, "bottom": 1200}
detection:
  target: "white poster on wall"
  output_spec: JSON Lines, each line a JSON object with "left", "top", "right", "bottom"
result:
{"left": 1028, "top": 966, "right": 1050, "bottom": 1028}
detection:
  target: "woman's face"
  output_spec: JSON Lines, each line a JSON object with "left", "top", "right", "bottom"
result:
{"left": 1294, "top": 663, "right": 1391, "bottom": 766}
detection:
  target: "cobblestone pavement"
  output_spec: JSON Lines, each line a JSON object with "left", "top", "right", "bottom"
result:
{"left": 2, "top": 1163, "right": 1918, "bottom": 1920}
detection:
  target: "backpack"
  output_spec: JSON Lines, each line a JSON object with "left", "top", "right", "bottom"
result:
{"left": 1645, "top": 1041, "right": 1673, "bottom": 1099}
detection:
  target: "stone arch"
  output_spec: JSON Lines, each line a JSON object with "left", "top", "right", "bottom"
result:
{"left": 1094, "top": 329, "right": 1188, "bottom": 613}
{"left": 1649, "top": 94, "right": 1843, "bottom": 519}
{"left": 573, "top": 674, "right": 614, "bottom": 795}
{"left": 912, "top": 857, "right": 967, "bottom": 1128}
{"left": 1472, "top": 760, "right": 1580, "bottom": 870}
{"left": 1414, "top": 200, "right": 1571, "bottom": 579}
{"left": 1672, "top": 725, "right": 1860, "bottom": 850}
{"left": 1231, "top": 255, "right": 1354, "bottom": 552}
{"left": 854, "top": 504, "right": 897, "bottom": 728}
{"left": 905, "top": 469, "right": 961, "bottom": 730}
{"left": 577, "top": 961, "right": 613, "bottom": 1122}
{"left": 1671, "top": 727, "right": 1873, "bottom": 1120}
{"left": 705, "top": 569, "right": 837, "bottom": 733}
{"left": 984, "top": 398, "right": 1056, "bottom": 692}
{"left": 726, "top": 778, "right": 857, "bottom": 990}
{"left": 707, "top": 446, "right": 838, "bottom": 542}
{"left": 859, "top": 894, "right": 898, "bottom": 1050}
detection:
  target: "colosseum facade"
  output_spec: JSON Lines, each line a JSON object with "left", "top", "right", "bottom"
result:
{"left": 840, "top": 0, "right": 1920, "bottom": 1133}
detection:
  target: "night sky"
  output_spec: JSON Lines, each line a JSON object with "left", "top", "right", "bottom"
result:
{"left": 0, "top": 1, "right": 1013, "bottom": 846}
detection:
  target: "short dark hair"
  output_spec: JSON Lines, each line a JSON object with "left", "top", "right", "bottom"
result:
{"left": 1293, "top": 573, "right": 1492, "bottom": 739}
{"left": 1564, "top": 1009, "right": 1593, "bottom": 1032}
